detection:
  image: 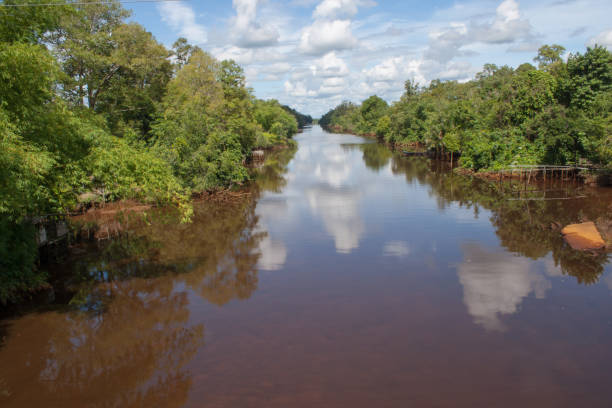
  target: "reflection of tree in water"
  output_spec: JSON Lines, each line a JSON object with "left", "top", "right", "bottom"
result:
{"left": 57, "top": 197, "right": 264, "bottom": 308}
{"left": 253, "top": 145, "right": 297, "bottom": 193}
{"left": 388, "top": 155, "right": 611, "bottom": 284}
{"left": 359, "top": 143, "right": 392, "bottom": 172}
{"left": 0, "top": 219, "right": 43, "bottom": 305}
{"left": 145, "top": 198, "right": 265, "bottom": 306}
{"left": 0, "top": 274, "right": 203, "bottom": 407}
{"left": 391, "top": 155, "right": 435, "bottom": 186}
{"left": 341, "top": 141, "right": 393, "bottom": 172}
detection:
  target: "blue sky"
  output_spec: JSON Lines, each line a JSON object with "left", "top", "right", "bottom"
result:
{"left": 126, "top": 0, "right": 612, "bottom": 116}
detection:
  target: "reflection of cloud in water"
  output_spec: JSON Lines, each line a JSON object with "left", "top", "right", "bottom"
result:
{"left": 307, "top": 186, "right": 364, "bottom": 254}
{"left": 544, "top": 257, "right": 564, "bottom": 277}
{"left": 383, "top": 241, "right": 411, "bottom": 258}
{"left": 312, "top": 145, "right": 352, "bottom": 187}
{"left": 458, "top": 243, "right": 551, "bottom": 332}
{"left": 256, "top": 197, "right": 288, "bottom": 219}
{"left": 300, "top": 142, "right": 366, "bottom": 254}
{"left": 321, "top": 145, "right": 346, "bottom": 163}
{"left": 255, "top": 198, "right": 288, "bottom": 271}
{"left": 315, "top": 162, "right": 350, "bottom": 187}
{"left": 257, "top": 235, "right": 287, "bottom": 271}
{"left": 604, "top": 273, "right": 612, "bottom": 292}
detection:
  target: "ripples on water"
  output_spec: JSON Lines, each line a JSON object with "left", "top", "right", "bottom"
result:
{"left": 1, "top": 126, "right": 612, "bottom": 407}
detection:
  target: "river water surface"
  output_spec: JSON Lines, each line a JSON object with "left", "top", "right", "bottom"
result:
{"left": 2, "top": 126, "right": 612, "bottom": 407}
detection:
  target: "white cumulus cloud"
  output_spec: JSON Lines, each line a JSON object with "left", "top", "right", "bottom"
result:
{"left": 318, "top": 77, "right": 347, "bottom": 96}
{"left": 310, "top": 52, "right": 350, "bottom": 77}
{"left": 587, "top": 29, "right": 612, "bottom": 49}
{"left": 313, "top": 0, "right": 375, "bottom": 19}
{"left": 212, "top": 46, "right": 254, "bottom": 65}
{"left": 425, "top": 23, "right": 469, "bottom": 63}
{"left": 471, "top": 0, "right": 532, "bottom": 44}
{"left": 284, "top": 80, "right": 318, "bottom": 97}
{"left": 425, "top": 0, "right": 532, "bottom": 64}
{"left": 232, "top": 0, "right": 280, "bottom": 47}
{"left": 265, "top": 62, "right": 292, "bottom": 74}
{"left": 299, "top": 19, "right": 358, "bottom": 55}
{"left": 158, "top": 2, "right": 207, "bottom": 44}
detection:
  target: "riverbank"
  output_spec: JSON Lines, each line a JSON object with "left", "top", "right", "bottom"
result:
{"left": 452, "top": 165, "right": 612, "bottom": 252}
{"left": 324, "top": 125, "right": 611, "bottom": 187}
{"left": 454, "top": 166, "right": 612, "bottom": 187}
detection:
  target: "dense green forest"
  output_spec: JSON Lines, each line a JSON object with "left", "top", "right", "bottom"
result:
{"left": 0, "top": 0, "right": 310, "bottom": 303}
{"left": 320, "top": 44, "right": 612, "bottom": 171}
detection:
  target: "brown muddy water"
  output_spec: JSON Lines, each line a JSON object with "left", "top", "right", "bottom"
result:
{"left": 1, "top": 126, "right": 612, "bottom": 407}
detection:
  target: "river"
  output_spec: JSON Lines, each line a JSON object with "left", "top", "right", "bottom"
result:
{"left": 1, "top": 125, "right": 612, "bottom": 407}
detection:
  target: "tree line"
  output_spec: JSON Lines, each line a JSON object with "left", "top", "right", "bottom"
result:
{"left": 319, "top": 44, "right": 611, "bottom": 171}
{"left": 0, "top": 0, "right": 311, "bottom": 303}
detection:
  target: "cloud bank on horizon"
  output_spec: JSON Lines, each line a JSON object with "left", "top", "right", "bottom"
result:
{"left": 147, "top": 0, "right": 612, "bottom": 116}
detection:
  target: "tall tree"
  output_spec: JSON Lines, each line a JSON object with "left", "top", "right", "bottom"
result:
{"left": 360, "top": 95, "right": 388, "bottom": 132}
{"left": 171, "top": 37, "right": 201, "bottom": 69}
{"left": 534, "top": 44, "right": 566, "bottom": 70}
{"left": 50, "top": 0, "right": 130, "bottom": 108}
{"left": 567, "top": 45, "right": 612, "bottom": 110}
{"left": 96, "top": 23, "right": 173, "bottom": 137}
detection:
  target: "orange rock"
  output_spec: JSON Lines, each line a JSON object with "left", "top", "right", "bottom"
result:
{"left": 561, "top": 222, "right": 606, "bottom": 250}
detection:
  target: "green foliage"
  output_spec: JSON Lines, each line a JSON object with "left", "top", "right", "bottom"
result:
{"left": 84, "top": 132, "right": 187, "bottom": 204}
{"left": 582, "top": 89, "right": 612, "bottom": 165}
{"left": 281, "top": 104, "right": 313, "bottom": 128}
{"left": 0, "top": 0, "right": 67, "bottom": 44}
{"left": 0, "top": 42, "right": 58, "bottom": 121}
{"left": 49, "top": 0, "right": 130, "bottom": 108}
{"left": 376, "top": 115, "right": 391, "bottom": 139}
{"left": 534, "top": 44, "right": 566, "bottom": 70}
{"left": 509, "top": 69, "right": 556, "bottom": 124}
{"left": 566, "top": 45, "right": 612, "bottom": 110}
{"left": 0, "top": 43, "right": 90, "bottom": 217}
{"left": 151, "top": 51, "right": 281, "bottom": 191}
{"left": 386, "top": 98, "right": 429, "bottom": 144}
{"left": 319, "top": 101, "right": 361, "bottom": 133}
{"left": 320, "top": 96, "right": 389, "bottom": 135}
{"left": 359, "top": 95, "right": 389, "bottom": 133}
{"left": 254, "top": 99, "right": 298, "bottom": 144}
{"left": 172, "top": 37, "right": 200, "bottom": 69}
{"left": 0, "top": 108, "right": 54, "bottom": 220}
{"left": 95, "top": 23, "right": 173, "bottom": 138}
{"left": 443, "top": 131, "right": 461, "bottom": 154}
{"left": 526, "top": 105, "right": 582, "bottom": 164}
{"left": 189, "top": 132, "right": 250, "bottom": 190}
